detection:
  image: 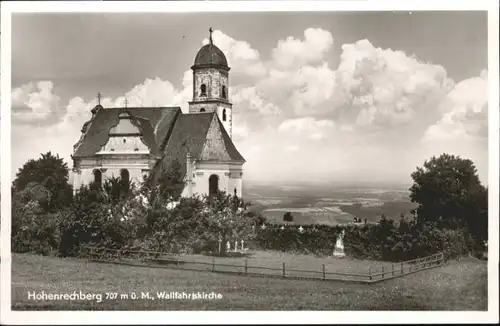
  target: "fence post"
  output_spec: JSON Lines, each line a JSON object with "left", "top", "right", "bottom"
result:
{"left": 392, "top": 264, "right": 394, "bottom": 276}
{"left": 382, "top": 265, "right": 385, "bottom": 279}
{"left": 322, "top": 264, "right": 325, "bottom": 280}
{"left": 245, "top": 259, "right": 248, "bottom": 275}
{"left": 212, "top": 256, "right": 215, "bottom": 272}
{"left": 282, "top": 262, "right": 286, "bottom": 278}
{"left": 369, "top": 267, "right": 372, "bottom": 281}
{"left": 176, "top": 259, "right": 180, "bottom": 268}
{"left": 401, "top": 261, "right": 403, "bottom": 274}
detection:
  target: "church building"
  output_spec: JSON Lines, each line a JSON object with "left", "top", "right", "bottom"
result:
{"left": 71, "top": 29, "right": 245, "bottom": 198}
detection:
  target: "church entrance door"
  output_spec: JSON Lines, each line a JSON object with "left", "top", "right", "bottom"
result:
{"left": 209, "top": 174, "right": 219, "bottom": 197}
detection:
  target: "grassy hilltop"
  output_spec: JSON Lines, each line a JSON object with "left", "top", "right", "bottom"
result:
{"left": 12, "top": 253, "right": 487, "bottom": 311}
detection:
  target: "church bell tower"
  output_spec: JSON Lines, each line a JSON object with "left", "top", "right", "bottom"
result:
{"left": 189, "top": 28, "right": 233, "bottom": 138}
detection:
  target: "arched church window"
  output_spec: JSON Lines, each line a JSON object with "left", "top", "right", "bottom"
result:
{"left": 221, "top": 85, "right": 227, "bottom": 99}
{"left": 209, "top": 174, "right": 219, "bottom": 197}
{"left": 120, "top": 169, "right": 130, "bottom": 184}
{"left": 222, "top": 109, "right": 227, "bottom": 122}
{"left": 200, "top": 84, "right": 207, "bottom": 96}
{"left": 200, "top": 108, "right": 206, "bottom": 112}
{"left": 93, "top": 169, "right": 102, "bottom": 188}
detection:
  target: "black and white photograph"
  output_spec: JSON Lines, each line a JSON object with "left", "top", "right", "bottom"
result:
{"left": 1, "top": 1, "right": 499, "bottom": 324}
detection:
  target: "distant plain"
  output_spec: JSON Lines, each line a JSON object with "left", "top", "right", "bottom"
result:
{"left": 243, "top": 182, "right": 418, "bottom": 225}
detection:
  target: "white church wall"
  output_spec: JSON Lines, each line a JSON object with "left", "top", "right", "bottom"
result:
{"left": 228, "top": 171, "right": 243, "bottom": 197}
{"left": 216, "top": 103, "right": 232, "bottom": 138}
{"left": 193, "top": 170, "right": 230, "bottom": 196}
{"left": 190, "top": 161, "right": 243, "bottom": 197}
{"left": 73, "top": 166, "right": 147, "bottom": 190}
{"left": 72, "top": 155, "right": 153, "bottom": 193}
{"left": 102, "top": 167, "right": 147, "bottom": 185}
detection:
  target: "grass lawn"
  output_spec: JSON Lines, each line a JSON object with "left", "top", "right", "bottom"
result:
{"left": 147, "top": 250, "right": 396, "bottom": 281}
{"left": 11, "top": 253, "right": 487, "bottom": 310}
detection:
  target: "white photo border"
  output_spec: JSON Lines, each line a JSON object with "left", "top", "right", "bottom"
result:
{"left": 1, "top": 1, "right": 498, "bottom": 324}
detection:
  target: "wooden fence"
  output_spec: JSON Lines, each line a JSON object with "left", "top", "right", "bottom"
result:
{"left": 367, "top": 252, "right": 445, "bottom": 282}
{"left": 82, "top": 246, "right": 446, "bottom": 284}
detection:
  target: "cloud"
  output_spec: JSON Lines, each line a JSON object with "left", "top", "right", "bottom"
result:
{"left": 271, "top": 28, "right": 334, "bottom": 69}
{"left": 12, "top": 28, "right": 488, "bottom": 185}
{"left": 232, "top": 121, "right": 251, "bottom": 142}
{"left": 231, "top": 86, "right": 281, "bottom": 116}
{"left": 333, "top": 39, "right": 453, "bottom": 131}
{"left": 285, "top": 145, "right": 300, "bottom": 152}
{"left": 278, "top": 117, "right": 334, "bottom": 140}
{"left": 422, "top": 70, "right": 488, "bottom": 142}
{"left": 12, "top": 81, "right": 62, "bottom": 124}
{"left": 256, "top": 63, "right": 337, "bottom": 118}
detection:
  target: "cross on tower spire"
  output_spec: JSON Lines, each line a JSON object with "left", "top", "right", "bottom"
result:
{"left": 97, "top": 92, "right": 101, "bottom": 105}
{"left": 209, "top": 27, "right": 213, "bottom": 44}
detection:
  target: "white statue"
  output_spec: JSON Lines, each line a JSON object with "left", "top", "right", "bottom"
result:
{"left": 226, "top": 240, "right": 231, "bottom": 252}
{"left": 333, "top": 229, "right": 346, "bottom": 258}
{"left": 234, "top": 240, "right": 238, "bottom": 252}
{"left": 241, "top": 239, "right": 245, "bottom": 250}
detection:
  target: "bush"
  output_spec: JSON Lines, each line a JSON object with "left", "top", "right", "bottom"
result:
{"left": 283, "top": 212, "right": 293, "bottom": 222}
{"left": 253, "top": 214, "right": 480, "bottom": 262}
{"left": 11, "top": 199, "right": 61, "bottom": 256}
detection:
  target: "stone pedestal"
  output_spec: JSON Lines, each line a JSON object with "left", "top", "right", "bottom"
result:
{"left": 333, "top": 230, "right": 345, "bottom": 258}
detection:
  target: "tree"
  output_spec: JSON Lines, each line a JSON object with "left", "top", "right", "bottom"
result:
{"left": 100, "top": 176, "right": 134, "bottom": 205}
{"left": 13, "top": 152, "right": 73, "bottom": 211}
{"left": 143, "top": 159, "right": 185, "bottom": 203}
{"left": 11, "top": 185, "right": 63, "bottom": 255}
{"left": 283, "top": 211, "right": 293, "bottom": 222}
{"left": 196, "top": 191, "right": 255, "bottom": 255}
{"left": 409, "top": 153, "right": 487, "bottom": 245}
{"left": 58, "top": 181, "right": 140, "bottom": 257}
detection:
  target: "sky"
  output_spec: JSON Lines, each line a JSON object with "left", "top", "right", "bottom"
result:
{"left": 10, "top": 11, "right": 489, "bottom": 187}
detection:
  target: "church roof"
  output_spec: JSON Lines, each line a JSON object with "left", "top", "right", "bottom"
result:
{"left": 72, "top": 106, "right": 181, "bottom": 158}
{"left": 193, "top": 43, "right": 229, "bottom": 68}
{"left": 151, "top": 112, "right": 245, "bottom": 182}
{"left": 73, "top": 108, "right": 245, "bottom": 175}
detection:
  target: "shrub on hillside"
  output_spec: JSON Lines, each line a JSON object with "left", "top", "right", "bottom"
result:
{"left": 254, "top": 214, "right": 479, "bottom": 262}
{"left": 11, "top": 189, "right": 61, "bottom": 256}
{"left": 59, "top": 181, "right": 140, "bottom": 257}
{"left": 283, "top": 212, "right": 293, "bottom": 222}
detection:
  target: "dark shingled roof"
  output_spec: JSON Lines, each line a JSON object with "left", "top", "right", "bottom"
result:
{"left": 73, "top": 106, "right": 181, "bottom": 157}
{"left": 152, "top": 112, "right": 245, "bottom": 181}
{"left": 74, "top": 107, "right": 245, "bottom": 192}
{"left": 193, "top": 44, "right": 229, "bottom": 68}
